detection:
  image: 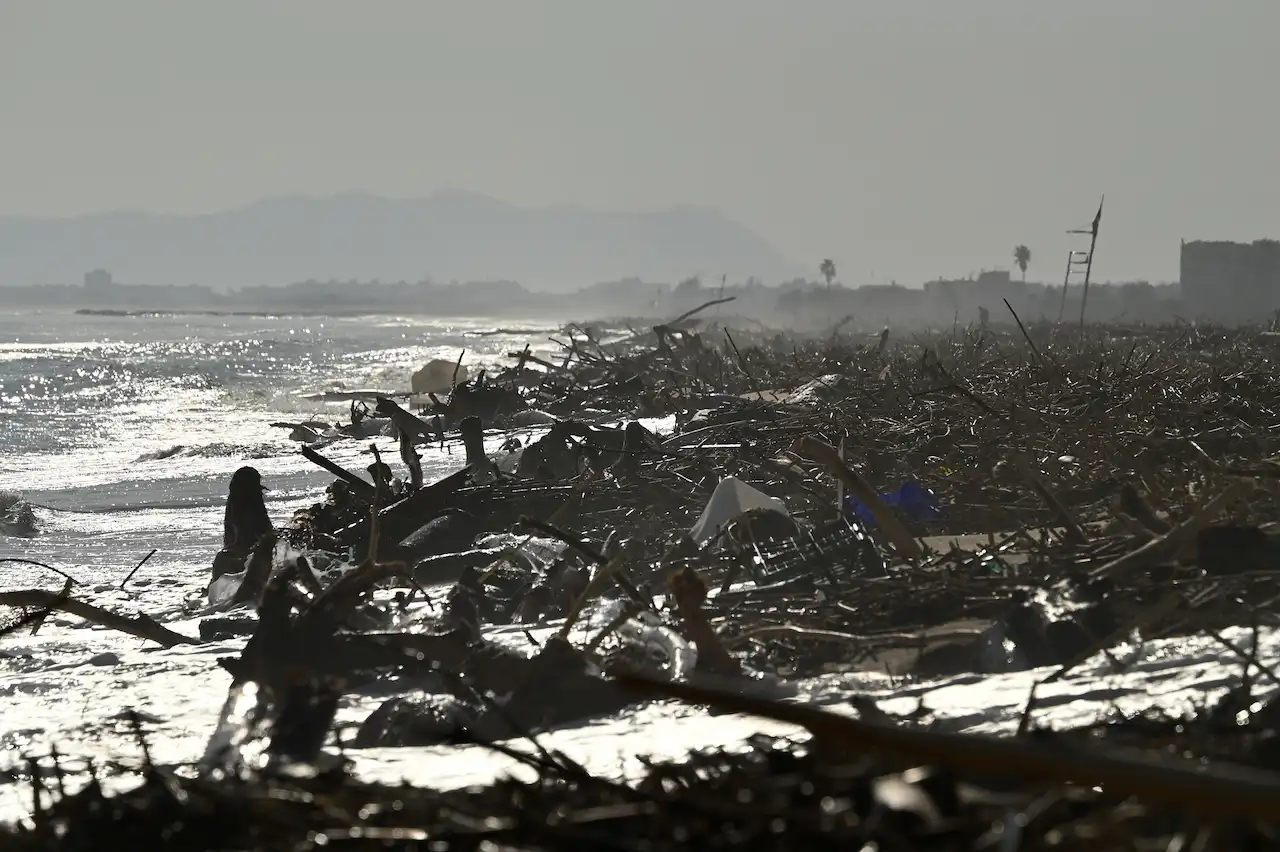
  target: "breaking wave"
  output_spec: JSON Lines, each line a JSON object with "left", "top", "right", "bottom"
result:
{"left": 133, "top": 442, "right": 284, "bottom": 463}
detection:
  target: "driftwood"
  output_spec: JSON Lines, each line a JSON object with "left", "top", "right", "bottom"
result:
{"left": 229, "top": 533, "right": 277, "bottom": 607}
{"left": 720, "top": 622, "right": 990, "bottom": 651}
{"left": 1092, "top": 479, "right": 1253, "bottom": 579}
{"left": 18, "top": 321, "right": 1280, "bottom": 847}
{"left": 0, "top": 589, "right": 197, "bottom": 648}
{"left": 337, "top": 466, "right": 473, "bottom": 560}
{"left": 616, "top": 671, "right": 1280, "bottom": 821}
{"left": 786, "top": 436, "right": 923, "bottom": 559}
{"left": 300, "top": 446, "right": 375, "bottom": 499}
{"left": 374, "top": 396, "right": 435, "bottom": 443}
{"left": 668, "top": 566, "right": 740, "bottom": 677}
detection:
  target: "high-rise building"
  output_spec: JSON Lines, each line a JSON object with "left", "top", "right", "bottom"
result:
{"left": 1180, "top": 239, "right": 1280, "bottom": 322}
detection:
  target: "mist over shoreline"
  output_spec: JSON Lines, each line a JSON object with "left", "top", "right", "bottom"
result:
{"left": 0, "top": 190, "right": 800, "bottom": 293}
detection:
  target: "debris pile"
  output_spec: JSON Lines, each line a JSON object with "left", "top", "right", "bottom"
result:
{"left": 7, "top": 310, "right": 1280, "bottom": 847}
{"left": 6, "top": 677, "right": 1280, "bottom": 849}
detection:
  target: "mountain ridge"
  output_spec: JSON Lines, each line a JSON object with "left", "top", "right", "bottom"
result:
{"left": 0, "top": 190, "right": 801, "bottom": 291}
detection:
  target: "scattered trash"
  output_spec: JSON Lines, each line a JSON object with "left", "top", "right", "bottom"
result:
{"left": 8, "top": 314, "right": 1280, "bottom": 847}
{"left": 689, "top": 476, "right": 790, "bottom": 545}
{"left": 845, "top": 479, "right": 941, "bottom": 526}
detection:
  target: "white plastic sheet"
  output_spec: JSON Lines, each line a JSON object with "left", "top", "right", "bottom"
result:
{"left": 689, "top": 476, "right": 789, "bottom": 545}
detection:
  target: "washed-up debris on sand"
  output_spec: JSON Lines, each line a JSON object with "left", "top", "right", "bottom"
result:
{"left": 7, "top": 308, "right": 1280, "bottom": 848}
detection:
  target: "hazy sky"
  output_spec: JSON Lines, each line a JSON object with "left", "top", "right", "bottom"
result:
{"left": 2, "top": 0, "right": 1277, "bottom": 285}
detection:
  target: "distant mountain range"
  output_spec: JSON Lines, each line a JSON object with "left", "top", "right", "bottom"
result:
{"left": 0, "top": 190, "right": 801, "bottom": 291}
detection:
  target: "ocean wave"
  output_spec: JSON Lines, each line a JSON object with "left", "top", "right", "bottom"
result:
{"left": 0, "top": 356, "right": 226, "bottom": 408}
{"left": 133, "top": 442, "right": 284, "bottom": 463}
{"left": 0, "top": 491, "right": 39, "bottom": 538}
{"left": 0, "top": 325, "right": 547, "bottom": 417}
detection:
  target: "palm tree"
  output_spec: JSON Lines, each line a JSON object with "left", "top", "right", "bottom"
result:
{"left": 819, "top": 258, "right": 836, "bottom": 292}
{"left": 1013, "top": 245, "right": 1031, "bottom": 282}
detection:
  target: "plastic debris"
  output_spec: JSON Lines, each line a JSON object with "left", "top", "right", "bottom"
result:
{"left": 690, "top": 476, "right": 790, "bottom": 545}
{"left": 845, "top": 480, "right": 941, "bottom": 526}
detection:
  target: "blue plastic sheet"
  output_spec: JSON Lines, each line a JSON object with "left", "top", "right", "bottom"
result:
{"left": 845, "top": 480, "right": 941, "bottom": 526}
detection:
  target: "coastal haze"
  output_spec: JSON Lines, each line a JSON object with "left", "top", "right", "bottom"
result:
{"left": 4, "top": 1, "right": 1279, "bottom": 304}
{"left": 5, "top": 0, "right": 1280, "bottom": 833}
{"left": 0, "top": 191, "right": 799, "bottom": 294}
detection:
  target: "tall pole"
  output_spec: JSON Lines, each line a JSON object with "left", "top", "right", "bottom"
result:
{"left": 835, "top": 436, "right": 846, "bottom": 513}
{"left": 1057, "top": 251, "right": 1074, "bottom": 324}
{"left": 1075, "top": 196, "right": 1104, "bottom": 333}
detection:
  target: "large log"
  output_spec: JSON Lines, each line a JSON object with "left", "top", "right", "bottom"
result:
{"left": 337, "top": 466, "right": 473, "bottom": 561}
{"left": 0, "top": 589, "right": 197, "bottom": 648}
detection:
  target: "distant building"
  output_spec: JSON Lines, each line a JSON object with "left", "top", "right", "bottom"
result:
{"left": 84, "top": 268, "right": 114, "bottom": 289}
{"left": 1181, "top": 239, "right": 1280, "bottom": 322}
{"left": 855, "top": 283, "right": 919, "bottom": 314}
{"left": 923, "top": 270, "right": 1026, "bottom": 320}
